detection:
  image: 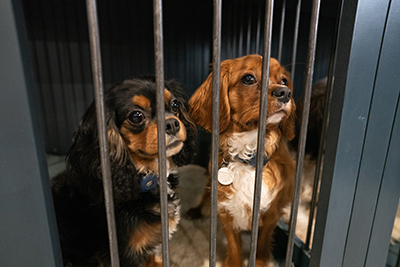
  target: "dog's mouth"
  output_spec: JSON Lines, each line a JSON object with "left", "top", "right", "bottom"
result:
{"left": 137, "top": 140, "right": 184, "bottom": 158}
{"left": 167, "top": 140, "right": 183, "bottom": 149}
{"left": 166, "top": 140, "right": 184, "bottom": 157}
{"left": 267, "top": 110, "right": 286, "bottom": 124}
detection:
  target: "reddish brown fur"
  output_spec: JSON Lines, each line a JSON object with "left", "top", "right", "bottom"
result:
{"left": 189, "top": 54, "right": 296, "bottom": 267}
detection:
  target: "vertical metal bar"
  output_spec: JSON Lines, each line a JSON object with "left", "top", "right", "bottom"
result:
{"left": 396, "top": 248, "right": 400, "bottom": 267}
{"left": 85, "top": 1, "right": 120, "bottom": 267}
{"left": 255, "top": 1, "right": 262, "bottom": 54}
{"left": 291, "top": 0, "right": 302, "bottom": 81}
{"left": 305, "top": 0, "right": 341, "bottom": 248}
{"left": 210, "top": 1, "right": 222, "bottom": 266}
{"left": 277, "top": 0, "right": 286, "bottom": 63}
{"left": 246, "top": 2, "right": 252, "bottom": 55}
{"left": 248, "top": 1, "right": 274, "bottom": 267}
{"left": 153, "top": 1, "right": 169, "bottom": 266}
{"left": 285, "top": 0, "right": 321, "bottom": 266}
{"left": 238, "top": 3, "right": 244, "bottom": 57}
{"left": 232, "top": 1, "right": 238, "bottom": 57}
{"left": 226, "top": 3, "right": 233, "bottom": 58}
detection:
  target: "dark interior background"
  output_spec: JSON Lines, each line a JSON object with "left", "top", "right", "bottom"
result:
{"left": 21, "top": 0, "right": 339, "bottom": 167}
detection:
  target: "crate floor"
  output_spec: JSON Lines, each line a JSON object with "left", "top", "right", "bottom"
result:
{"left": 46, "top": 156, "right": 398, "bottom": 267}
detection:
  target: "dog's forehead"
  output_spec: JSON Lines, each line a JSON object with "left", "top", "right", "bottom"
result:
{"left": 229, "top": 55, "right": 283, "bottom": 75}
{"left": 132, "top": 95, "right": 151, "bottom": 109}
{"left": 269, "top": 58, "right": 283, "bottom": 73}
{"left": 130, "top": 88, "right": 173, "bottom": 112}
{"left": 231, "top": 54, "right": 262, "bottom": 71}
{"left": 132, "top": 89, "right": 172, "bottom": 109}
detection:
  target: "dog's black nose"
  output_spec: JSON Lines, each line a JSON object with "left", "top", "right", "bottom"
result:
{"left": 166, "top": 118, "right": 180, "bottom": 135}
{"left": 271, "top": 86, "right": 291, "bottom": 104}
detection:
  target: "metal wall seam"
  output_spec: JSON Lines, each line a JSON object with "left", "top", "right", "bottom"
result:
{"left": 153, "top": 0, "right": 170, "bottom": 266}
{"left": 285, "top": 0, "right": 321, "bottom": 266}
{"left": 209, "top": 1, "right": 222, "bottom": 266}
{"left": 248, "top": 1, "right": 274, "bottom": 267}
{"left": 85, "top": 0, "right": 120, "bottom": 266}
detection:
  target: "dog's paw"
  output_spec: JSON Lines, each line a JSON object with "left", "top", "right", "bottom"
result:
{"left": 186, "top": 207, "right": 203, "bottom": 220}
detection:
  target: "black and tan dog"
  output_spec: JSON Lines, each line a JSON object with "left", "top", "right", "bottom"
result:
{"left": 51, "top": 76, "right": 196, "bottom": 267}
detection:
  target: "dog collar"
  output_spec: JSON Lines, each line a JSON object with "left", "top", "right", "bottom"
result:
{"left": 218, "top": 153, "right": 269, "bottom": 186}
{"left": 140, "top": 173, "right": 158, "bottom": 192}
{"left": 235, "top": 153, "right": 269, "bottom": 167}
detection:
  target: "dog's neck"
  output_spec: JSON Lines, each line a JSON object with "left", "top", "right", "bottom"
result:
{"left": 220, "top": 128, "right": 280, "bottom": 165}
{"left": 129, "top": 154, "right": 174, "bottom": 174}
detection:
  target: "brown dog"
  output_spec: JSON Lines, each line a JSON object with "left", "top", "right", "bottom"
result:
{"left": 188, "top": 54, "right": 296, "bottom": 266}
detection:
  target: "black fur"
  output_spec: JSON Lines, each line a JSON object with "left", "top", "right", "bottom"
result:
{"left": 51, "top": 77, "right": 196, "bottom": 267}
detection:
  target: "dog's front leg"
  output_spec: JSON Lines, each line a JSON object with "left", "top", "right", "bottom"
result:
{"left": 219, "top": 212, "right": 243, "bottom": 267}
{"left": 142, "top": 254, "right": 163, "bottom": 267}
{"left": 255, "top": 210, "right": 279, "bottom": 267}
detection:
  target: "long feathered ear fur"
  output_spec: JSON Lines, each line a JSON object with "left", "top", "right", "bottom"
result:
{"left": 189, "top": 61, "right": 232, "bottom": 133}
{"left": 66, "top": 97, "right": 141, "bottom": 205}
{"left": 281, "top": 105, "right": 296, "bottom": 141}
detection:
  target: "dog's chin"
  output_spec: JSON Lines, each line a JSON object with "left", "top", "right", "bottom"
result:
{"left": 267, "top": 111, "right": 286, "bottom": 125}
{"left": 135, "top": 141, "right": 184, "bottom": 159}
{"left": 166, "top": 141, "right": 184, "bottom": 157}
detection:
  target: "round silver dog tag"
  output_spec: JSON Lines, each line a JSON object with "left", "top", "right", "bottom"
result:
{"left": 218, "top": 167, "right": 234, "bottom": 185}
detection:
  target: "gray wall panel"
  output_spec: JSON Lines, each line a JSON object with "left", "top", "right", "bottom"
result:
{"left": 0, "top": 0, "right": 62, "bottom": 266}
{"left": 310, "top": 0, "right": 396, "bottom": 266}
{"left": 364, "top": 1, "right": 400, "bottom": 265}
{"left": 341, "top": 0, "right": 396, "bottom": 265}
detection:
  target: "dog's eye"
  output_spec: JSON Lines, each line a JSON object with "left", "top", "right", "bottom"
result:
{"left": 281, "top": 78, "right": 288, "bottom": 86}
{"left": 129, "top": 111, "right": 144, "bottom": 124}
{"left": 171, "top": 100, "right": 179, "bottom": 113}
{"left": 241, "top": 74, "right": 257, "bottom": 85}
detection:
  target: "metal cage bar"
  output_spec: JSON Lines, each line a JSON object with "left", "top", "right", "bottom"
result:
{"left": 248, "top": 1, "right": 274, "bottom": 266}
{"left": 246, "top": 1, "right": 252, "bottom": 55}
{"left": 85, "top": 1, "right": 120, "bottom": 266}
{"left": 153, "top": 0, "right": 170, "bottom": 266}
{"left": 304, "top": 0, "right": 341, "bottom": 249}
{"left": 285, "top": 0, "right": 321, "bottom": 266}
{"left": 209, "top": 1, "right": 222, "bottom": 267}
{"left": 290, "top": 0, "right": 302, "bottom": 82}
{"left": 255, "top": 1, "right": 262, "bottom": 55}
{"left": 277, "top": 0, "right": 286, "bottom": 63}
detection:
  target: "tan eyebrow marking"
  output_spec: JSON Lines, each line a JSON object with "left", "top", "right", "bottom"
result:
{"left": 164, "top": 89, "right": 171, "bottom": 104}
{"left": 132, "top": 95, "right": 151, "bottom": 109}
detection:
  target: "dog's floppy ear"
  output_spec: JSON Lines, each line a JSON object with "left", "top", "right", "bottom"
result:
{"left": 66, "top": 96, "right": 140, "bottom": 204}
{"left": 189, "top": 61, "right": 231, "bottom": 133}
{"left": 281, "top": 107, "right": 296, "bottom": 140}
{"left": 67, "top": 102, "right": 127, "bottom": 175}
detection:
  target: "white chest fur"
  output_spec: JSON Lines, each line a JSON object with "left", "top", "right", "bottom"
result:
{"left": 218, "top": 130, "right": 275, "bottom": 231}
